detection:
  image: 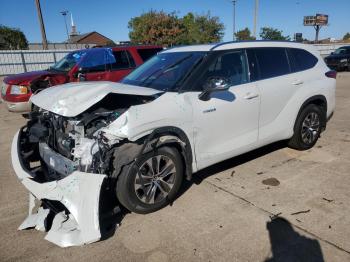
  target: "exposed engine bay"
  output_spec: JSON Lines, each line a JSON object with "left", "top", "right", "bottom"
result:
{"left": 25, "top": 93, "right": 155, "bottom": 180}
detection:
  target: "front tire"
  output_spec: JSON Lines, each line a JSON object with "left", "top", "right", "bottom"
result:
{"left": 288, "top": 104, "right": 325, "bottom": 150}
{"left": 116, "top": 146, "right": 183, "bottom": 214}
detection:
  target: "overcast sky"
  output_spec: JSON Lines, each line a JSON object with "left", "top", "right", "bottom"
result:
{"left": 0, "top": 0, "right": 348, "bottom": 43}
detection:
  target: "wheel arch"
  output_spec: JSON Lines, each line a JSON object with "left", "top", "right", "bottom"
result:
{"left": 294, "top": 95, "right": 328, "bottom": 131}
{"left": 136, "top": 126, "right": 194, "bottom": 181}
{"left": 111, "top": 126, "right": 194, "bottom": 182}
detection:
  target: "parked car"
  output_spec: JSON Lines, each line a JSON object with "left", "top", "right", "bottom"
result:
{"left": 324, "top": 46, "right": 350, "bottom": 71}
{"left": 1, "top": 45, "right": 162, "bottom": 113}
{"left": 11, "top": 41, "right": 336, "bottom": 247}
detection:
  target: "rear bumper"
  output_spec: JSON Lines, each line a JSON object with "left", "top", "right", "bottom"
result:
{"left": 11, "top": 128, "right": 106, "bottom": 247}
{"left": 3, "top": 100, "right": 31, "bottom": 113}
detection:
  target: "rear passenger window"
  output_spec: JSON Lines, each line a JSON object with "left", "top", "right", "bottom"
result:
{"left": 288, "top": 48, "right": 318, "bottom": 72}
{"left": 254, "top": 48, "right": 290, "bottom": 79}
{"left": 137, "top": 48, "right": 163, "bottom": 61}
{"left": 110, "top": 50, "right": 134, "bottom": 70}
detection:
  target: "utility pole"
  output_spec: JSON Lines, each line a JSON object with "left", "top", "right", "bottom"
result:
{"left": 60, "top": 10, "right": 69, "bottom": 42}
{"left": 232, "top": 0, "right": 237, "bottom": 40}
{"left": 314, "top": 24, "right": 321, "bottom": 42}
{"left": 35, "top": 0, "right": 48, "bottom": 49}
{"left": 253, "top": 0, "right": 259, "bottom": 39}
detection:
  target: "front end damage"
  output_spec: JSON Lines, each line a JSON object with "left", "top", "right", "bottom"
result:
{"left": 11, "top": 93, "right": 155, "bottom": 247}
{"left": 12, "top": 127, "right": 106, "bottom": 247}
{"left": 11, "top": 83, "right": 193, "bottom": 247}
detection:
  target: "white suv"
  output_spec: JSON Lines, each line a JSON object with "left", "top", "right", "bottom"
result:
{"left": 11, "top": 41, "right": 336, "bottom": 246}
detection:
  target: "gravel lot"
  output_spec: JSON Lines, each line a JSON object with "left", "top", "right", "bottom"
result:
{"left": 1, "top": 73, "right": 350, "bottom": 262}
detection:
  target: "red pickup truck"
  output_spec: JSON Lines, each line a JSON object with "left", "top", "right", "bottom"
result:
{"left": 1, "top": 45, "right": 162, "bottom": 113}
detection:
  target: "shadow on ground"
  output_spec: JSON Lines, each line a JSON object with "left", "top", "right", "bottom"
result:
{"left": 265, "top": 217, "right": 324, "bottom": 262}
{"left": 179, "top": 140, "right": 289, "bottom": 193}
{"left": 98, "top": 141, "right": 290, "bottom": 241}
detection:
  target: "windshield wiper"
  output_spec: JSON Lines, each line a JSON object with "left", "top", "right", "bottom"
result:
{"left": 140, "top": 54, "right": 193, "bottom": 87}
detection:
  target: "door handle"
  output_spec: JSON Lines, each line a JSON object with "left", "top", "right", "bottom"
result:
{"left": 292, "top": 80, "right": 304, "bottom": 85}
{"left": 244, "top": 93, "right": 259, "bottom": 100}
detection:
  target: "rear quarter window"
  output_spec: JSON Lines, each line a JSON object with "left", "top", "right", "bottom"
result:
{"left": 288, "top": 48, "right": 318, "bottom": 72}
{"left": 137, "top": 48, "right": 163, "bottom": 62}
{"left": 253, "top": 48, "right": 290, "bottom": 80}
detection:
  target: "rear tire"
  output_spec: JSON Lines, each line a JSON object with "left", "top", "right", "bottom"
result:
{"left": 288, "top": 104, "right": 325, "bottom": 150}
{"left": 116, "top": 146, "right": 183, "bottom": 214}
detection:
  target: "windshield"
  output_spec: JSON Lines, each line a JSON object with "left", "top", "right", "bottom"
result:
{"left": 121, "top": 51, "right": 206, "bottom": 91}
{"left": 50, "top": 50, "right": 88, "bottom": 72}
{"left": 333, "top": 48, "right": 348, "bottom": 55}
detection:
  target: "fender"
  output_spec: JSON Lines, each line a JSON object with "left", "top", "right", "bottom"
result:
{"left": 135, "top": 126, "right": 194, "bottom": 181}
{"left": 111, "top": 126, "right": 194, "bottom": 181}
{"left": 294, "top": 95, "right": 328, "bottom": 131}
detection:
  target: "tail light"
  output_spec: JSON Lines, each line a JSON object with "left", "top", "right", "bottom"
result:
{"left": 325, "top": 70, "right": 337, "bottom": 79}
{"left": 10, "top": 85, "right": 28, "bottom": 95}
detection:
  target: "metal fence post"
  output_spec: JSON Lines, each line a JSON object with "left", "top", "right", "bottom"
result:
{"left": 53, "top": 52, "right": 57, "bottom": 63}
{"left": 20, "top": 51, "right": 27, "bottom": 73}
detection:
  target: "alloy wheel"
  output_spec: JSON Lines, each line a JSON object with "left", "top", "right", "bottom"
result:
{"left": 134, "top": 154, "right": 176, "bottom": 204}
{"left": 301, "top": 112, "right": 320, "bottom": 145}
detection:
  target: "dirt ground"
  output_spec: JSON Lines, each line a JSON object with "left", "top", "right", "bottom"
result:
{"left": 1, "top": 74, "right": 350, "bottom": 262}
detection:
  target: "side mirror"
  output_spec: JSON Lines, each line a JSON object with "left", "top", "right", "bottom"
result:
{"left": 198, "top": 76, "right": 230, "bottom": 101}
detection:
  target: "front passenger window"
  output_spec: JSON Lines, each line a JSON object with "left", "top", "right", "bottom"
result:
{"left": 202, "top": 51, "right": 248, "bottom": 88}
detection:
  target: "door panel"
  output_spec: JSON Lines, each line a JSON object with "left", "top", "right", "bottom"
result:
{"left": 190, "top": 50, "right": 260, "bottom": 170}
{"left": 77, "top": 48, "right": 109, "bottom": 81}
{"left": 191, "top": 83, "right": 260, "bottom": 169}
{"left": 107, "top": 69, "right": 133, "bottom": 82}
{"left": 250, "top": 47, "right": 300, "bottom": 142}
{"left": 257, "top": 75, "right": 299, "bottom": 127}
{"left": 84, "top": 71, "right": 108, "bottom": 81}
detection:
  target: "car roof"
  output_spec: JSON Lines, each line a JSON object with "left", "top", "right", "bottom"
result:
{"left": 70, "top": 45, "right": 162, "bottom": 53}
{"left": 162, "top": 41, "right": 316, "bottom": 53}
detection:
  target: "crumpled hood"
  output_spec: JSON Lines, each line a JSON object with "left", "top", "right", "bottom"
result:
{"left": 31, "top": 81, "right": 162, "bottom": 117}
{"left": 4, "top": 70, "right": 55, "bottom": 85}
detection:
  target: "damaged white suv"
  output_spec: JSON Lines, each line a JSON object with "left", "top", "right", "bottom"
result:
{"left": 11, "top": 41, "right": 336, "bottom": 247}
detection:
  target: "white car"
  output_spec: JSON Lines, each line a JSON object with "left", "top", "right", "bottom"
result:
{"left": 11, "top": 41, "right": 336, "bottom": 247}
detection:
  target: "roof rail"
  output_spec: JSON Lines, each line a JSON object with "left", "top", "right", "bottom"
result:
{"left": 210, "top": 40, "right": 295, "bottom": 51}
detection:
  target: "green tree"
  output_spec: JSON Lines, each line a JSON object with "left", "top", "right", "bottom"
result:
{"left": 0, "top": 25, "right": 28, "bottom": 50}
{"left": 343, "top": 33, "right": 350, "bottom": 40}
{"left": 234, "top": 27, "right": 256, "bottom": 41}
{"left": 128, "top": 11, "right": 224, "bottom": 46}
{"left": 260, "top": 27, "right": 290, "bottom": 41}
{"left": 180, "top": 12, "right": 224, "bottom": 44}
{"left": 128, "top": 10, "right": 185, "bottom": 46}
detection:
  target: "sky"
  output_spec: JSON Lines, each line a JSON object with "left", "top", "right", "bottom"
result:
{"left": 0, "top": 0, "right": 349, "bottom": 43}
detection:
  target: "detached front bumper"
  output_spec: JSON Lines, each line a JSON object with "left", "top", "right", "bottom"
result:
{"left": 11, "top": 128, "right": 106, "bottom": 247}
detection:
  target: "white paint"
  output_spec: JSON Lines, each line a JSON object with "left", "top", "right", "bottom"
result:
{"left": 30, "top": 81, "right": 162, "bottom": 117}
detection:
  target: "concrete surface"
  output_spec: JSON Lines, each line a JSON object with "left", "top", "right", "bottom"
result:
{"left": 1, "top": 74, "right": 350, "bottom": 262}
